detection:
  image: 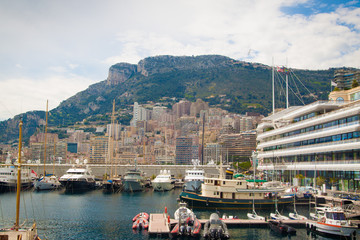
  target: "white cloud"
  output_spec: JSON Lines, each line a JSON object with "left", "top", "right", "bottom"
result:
{"left": 0, "top": 0, "right": 360, "bottom": 119}
{"left": 0, "top": 75, "right": 94, "bottom": 120}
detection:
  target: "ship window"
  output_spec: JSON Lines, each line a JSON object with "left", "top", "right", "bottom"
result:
{"left": 223, "top": 181, "right": 225, "bottom": 185}
{"left": 0, "top": 235, "right": 9, "bottom": 240}
{"left": 333, "top": 212, "right": 346, "bottom": 220}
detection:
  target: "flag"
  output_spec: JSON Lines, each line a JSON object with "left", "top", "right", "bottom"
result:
{"left": 31, "top": 169, "right": 38, "bottom": 177}
{"left": 331, "top": 81, "right": 337, "bottom": 87}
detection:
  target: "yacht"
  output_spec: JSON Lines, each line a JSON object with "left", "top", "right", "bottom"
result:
{"left": 306, "top": 207, "right": 357, "bottom": 238}
{"left": 152, "top": 170, "right": 174, "bottom": 191}
{"left": 183, "top": 159, "right": 204, "bottom": 193}
{"left": 0, "top": 166, "right": 33, "bottom": 193}
{"left": 59, "top": 160, "right": 96, "bottom": 192}
{"left": 34, "top": 174, "right": 62, "bottom": 191}
{"left": 123, "top": 163, "right": 146, "bottom": 192}
{"left": 180, "top": 163, "right": 292, "bottom": 209}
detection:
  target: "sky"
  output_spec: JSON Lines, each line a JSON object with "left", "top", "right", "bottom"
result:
{"left": 0, "top": 0, "right": 359, "bottom": 120}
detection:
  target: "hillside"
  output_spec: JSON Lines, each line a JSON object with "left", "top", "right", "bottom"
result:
{"left": 0, "top": 55, "right": 335, "bottom": 143}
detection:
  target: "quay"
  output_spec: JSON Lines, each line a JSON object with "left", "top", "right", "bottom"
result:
{"left": 148, "top": 214, "right": 310, "bottom": 235}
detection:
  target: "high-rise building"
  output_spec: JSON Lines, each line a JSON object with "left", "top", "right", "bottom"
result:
{"left": 172, "top": 100, "right": 191, "bottom": 118}
{"left": 89, "top": 136, "right": 108, "bottom": 164}
{"left": 333, "top": 69, "right": 360, "bottom": 90}
{"left": 175, "top": 137, "right": 193, "bottom": 164}
{"left": 219, "top": 132, "right": 256, "bottom": 160}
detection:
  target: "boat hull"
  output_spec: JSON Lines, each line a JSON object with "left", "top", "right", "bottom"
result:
{"left": 60, "top": 180, "right": 96, "bottom": 192}
{"left": 152, "top": 182, "right": 174, "bottom": 191}
{"left": 307, "top": 221, "right": 357, "bottom": 237}
{"left": 184, "top": 180, "right": 202, "bottom": 193}
{"left": 179, "top": 191, "right": 293, "bottom": 209}
{"left": 0, "top": 181, "right": 33, "bottom": 193}
{"left": 123, "top": 180, "right": 144, "bottom": 192}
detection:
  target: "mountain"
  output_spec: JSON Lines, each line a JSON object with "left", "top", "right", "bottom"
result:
{"left": 0, "top": 55, "right": 336, "bottom": 144}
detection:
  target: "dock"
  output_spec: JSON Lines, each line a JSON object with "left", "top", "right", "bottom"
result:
{"left": 148, "top": 213, "right": 171, "bottom": 235}
{"left": 147, "top": 213, "right": 310, "bottom": 234}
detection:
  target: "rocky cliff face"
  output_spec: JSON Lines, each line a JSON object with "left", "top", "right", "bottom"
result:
{"left": 107, "top": 55, "right": 236, "bottom": 84}
{"left": 106, "top": 63, "right": 137, "bottom": 85}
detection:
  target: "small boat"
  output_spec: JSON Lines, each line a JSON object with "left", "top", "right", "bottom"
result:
{"left": 270, "top": 210, "right": 290, "bottom": 220}
{"left": 132, "top": 212, "right": 149, "bottom": 230}
{"left": 34, "top": 174, "right": 62, "bottom": 191}
{"left": 247, "top": 151, "right": 265, "bottom": 220}
{"left": 152, "top": 170, "right": 174, "bottom": 191}
{"left": 306, "top": 207, "right": 357, "bottom": 238}
{"left": 268, "top": 220, "right": 296, "bottom": 235}
{"left": 288, "top": 190, "right": 307, "bottom": 220}
{"left": 59, "top": 160, "right": 96, "bottom": 192}
{"left": 203, "top": 213, "right": 230, "bottom": 239}
{"left": 34, "top": 101, "right": 61, "bottom": 191}
{"left": 171, "top": 202, "right": 201, "bottom": 237}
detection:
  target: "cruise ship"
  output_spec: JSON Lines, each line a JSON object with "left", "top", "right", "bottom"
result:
{"left": 256, "top": 86, "right": 360, "bottom": 191}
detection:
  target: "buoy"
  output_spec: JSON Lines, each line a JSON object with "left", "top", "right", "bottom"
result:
{"left": 165, "top": 206, "right": 167, "bottom": 214}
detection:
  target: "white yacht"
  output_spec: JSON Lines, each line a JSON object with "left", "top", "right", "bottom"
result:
{"left": 34, "top": 174, "right": 61, "bottom": 191}
{"left": 0, "top": 166, "right": 33, "bottom": 193}
{"left": 183, "top": 159, "right": 205, "bottom": 193}
{"left": 59, "top": 160, "right": 96, "bottom": 192}
{"left": 306, "top": 207, "right": 357, "bottom": 238}
{"left": 152, "top": 170, "right": 174, "bottom": 191}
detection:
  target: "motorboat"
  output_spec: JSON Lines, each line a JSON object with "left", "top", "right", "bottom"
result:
{"left": 183, "top": 159, "right": 204, "bottom": 193}
{"left": 59, "top": 160, "right": 96, "bottom": 192}
{"left": 132, "top": 212, "right": 149, "bottom": 230}
{"left": 34, "top": 174, "right": 61, "bottom": 191}
{"left": 171, "top": 202, "right": 201, "bottom": 237}
{"left": 203, "top": 213, "right": 230, "bottom": 239}
{"left": 152, "top": 170, "right": 174, "bottom": 191}
{"left": 0, "top": 165, "right": 33, "bottom": 193}
{"left": 306, "top": 207, "right": 357, "bottom": 238}
{"left": 268, "top": 220, "right": 296, "bottom": 235}
{"left": 122, "top": 163, "right": 146, "bottom": 192}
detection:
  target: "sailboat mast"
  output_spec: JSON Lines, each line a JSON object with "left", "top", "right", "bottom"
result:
{"left": 15, "top": 120, "right": 23, "bottom": 230}
{"left": 108, "top": 99, "right": 115, "bottom": 178}
{"left": 272, "top": 58, "right": 275, "bottom": 114}
{"left": 43, "top": 100, "right": 48, "bottom": 177}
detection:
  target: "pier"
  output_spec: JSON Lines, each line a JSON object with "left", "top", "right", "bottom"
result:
{"left": 148, "top": 213, "right": 309, "bottom": 235}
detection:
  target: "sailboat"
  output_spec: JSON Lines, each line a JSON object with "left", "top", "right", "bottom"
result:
{"left": 247, "top": 151, "right": 265, "bottom": 220}
{"left": 34, "top": 100, "right": 61, "bottom": 191}
{"left": 103, "top": 100, "right": 123, "bottom": 193}
{"left": 0, "top": 120, "right": 41, "bottom": 240}
{"left": 288, "top": 190, "right": 307, "bottom": 220}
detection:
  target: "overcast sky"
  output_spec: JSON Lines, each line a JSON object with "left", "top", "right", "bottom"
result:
{"left": 0, "top": 0, "right": 359, "bottom": 120}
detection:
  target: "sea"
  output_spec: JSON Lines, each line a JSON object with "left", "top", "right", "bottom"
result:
{"left": 0, "top": 188, "right": 353, "bottom": 240}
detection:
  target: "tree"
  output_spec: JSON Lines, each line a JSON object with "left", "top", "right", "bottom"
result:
{"left": 352, "top": 79, "right": 359, "bottom": 88}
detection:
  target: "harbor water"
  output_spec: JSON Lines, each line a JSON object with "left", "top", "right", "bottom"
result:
{"left": 0, "top": 188, "right": 354, "bottom": 239}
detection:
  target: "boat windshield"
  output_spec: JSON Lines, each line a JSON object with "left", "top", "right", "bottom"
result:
{"left": 327, "top": 212, "right": 346, "bottom": 220}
